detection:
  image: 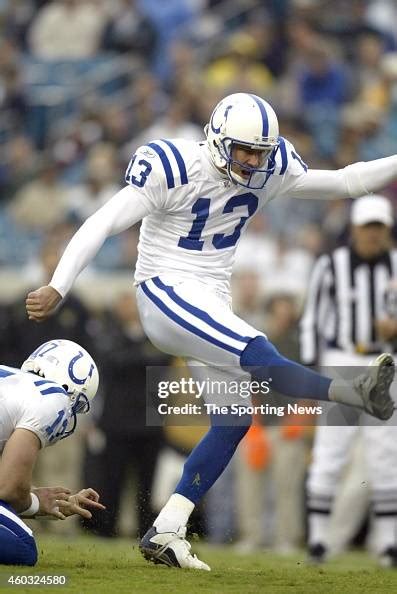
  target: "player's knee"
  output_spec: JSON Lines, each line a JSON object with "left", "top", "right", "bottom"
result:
{"left": 240, "top": 335, "right": 283, "bottom": 370}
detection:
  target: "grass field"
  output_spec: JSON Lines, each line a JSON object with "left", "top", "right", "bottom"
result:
{"left": 1, "top": 534, "right": 397, "bottom": 594}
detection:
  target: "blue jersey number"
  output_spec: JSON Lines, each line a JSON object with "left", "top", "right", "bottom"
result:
{"left": 45, "top": 409, "right": 69, "bottom": 443}
{"left": 178, "top": 192, "right": 258, "bottom": 251}
{"left": 125, "top": 156, "right": 152, "bottom": 187}
{"left": 178, "top": 198, "right": 211, "bottom": 250}
{"left": 213, "top": 194, "right": 258, "bottom": 249}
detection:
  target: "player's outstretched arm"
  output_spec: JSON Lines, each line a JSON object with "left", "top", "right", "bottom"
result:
{"left": 290, "top": 154, "right": 397, "bottom": 200}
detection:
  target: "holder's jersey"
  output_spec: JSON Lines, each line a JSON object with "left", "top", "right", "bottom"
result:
{"left": 0, "top": 366, "right": 73, "bottom": 452}
{"left": 126, "top": 138, "right": 306, "bottom": 293}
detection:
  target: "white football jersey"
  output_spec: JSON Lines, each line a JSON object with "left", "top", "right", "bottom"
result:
{"left": 0, "top": 365, "right": 74, "bottom": 453}
{"left": 126, "top": 138, "right": 307, "bottom": 294}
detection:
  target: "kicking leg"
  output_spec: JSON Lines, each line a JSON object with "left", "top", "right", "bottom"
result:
{"left": 137, "top": 277, "right": 394, "bottom": 571}
{"left": 241, "top": 337, "right": 395, "bottom": 420}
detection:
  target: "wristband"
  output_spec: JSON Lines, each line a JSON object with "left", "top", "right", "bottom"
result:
{"left": 19, "top": 492, "right": 40, "bottom": 517}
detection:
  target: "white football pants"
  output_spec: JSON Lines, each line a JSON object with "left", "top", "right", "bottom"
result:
{"left": 136, "top": 276, "right": 264, "bottom": 405}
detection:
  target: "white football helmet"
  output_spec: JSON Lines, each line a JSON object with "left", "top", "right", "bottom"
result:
{"left": 21, "top": 339, "right": 99, "bottom": 415}
{"left": 205, "top": 92, "right": 280, "bottom": 189}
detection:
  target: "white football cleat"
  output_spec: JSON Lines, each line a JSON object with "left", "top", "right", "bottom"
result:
{"left": 353, "top": 353, "right": 395, "bottom": 420}
{"left": 140, "top": 526, "right": 211, "bottom": 571}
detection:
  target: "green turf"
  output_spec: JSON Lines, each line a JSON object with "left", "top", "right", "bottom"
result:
{"left": 1, "top": 534, "right": 397, "bottom": 594}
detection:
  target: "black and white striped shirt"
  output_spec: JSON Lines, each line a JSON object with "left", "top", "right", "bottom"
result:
{"left": 300, "top": 246, "right": 397, "bottom": 365}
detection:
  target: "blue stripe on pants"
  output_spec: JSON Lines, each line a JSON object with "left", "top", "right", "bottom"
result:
{"left": 151, "top": 277, "right": 251, "bottom": 344}
{"left": 140, "top": 281, "right": 244, "bottom": 356}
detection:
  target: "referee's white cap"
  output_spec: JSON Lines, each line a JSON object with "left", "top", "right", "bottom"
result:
{"left": 351, "top": 195, "right": 394, "bottom": 227}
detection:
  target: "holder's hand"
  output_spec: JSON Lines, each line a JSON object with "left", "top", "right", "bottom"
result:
{"left": 32, "top": 486, "right": 71, "bottom": 520}
{"left": 57, "top": 488, "right": 106, "bottom": 520}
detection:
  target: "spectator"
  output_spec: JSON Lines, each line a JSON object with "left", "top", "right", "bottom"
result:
{"left": 68, "top": 142, "right": 121, "bottom": 222}
{"left": 203, "top": 31, "right": 274, "bottom": 96}
{"left": 0, "top": 134, "right": 39, "bottom": 202}
{"left": 127, "top": 97, "right": 204, "bottom": 156}
{"left": 347, "top": 31, "right": 390, "bottom": 118}
{"left": 2, "top": 0, "right": 36, "bottom": 50}
{"left": 298, "top": 41, "right": 349, "bottom": 158}
{"left": 101, "top": 0, "right": 157, "bottom": 64}
{"left": 138, "top": 0, "right": 196, "bottom": 80}
{"left": 244, "top": 11, "right": 289, "bottom": 77}
{"left": 7, "top": 156, "right": 70, "bottom": 231}
{"left": 28, "top": 0, "right": 109, "bottom": 60}
{"left": 0, "top": 63, "right": 28, "bottom": 131}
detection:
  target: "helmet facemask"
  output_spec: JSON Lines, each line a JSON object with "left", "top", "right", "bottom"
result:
{"left": 69, "top": 387, "right": 91, "bottom": 415}
{"left": 55, "top": 388, "right": 90, "bottom": 440}
{"left": 220, "top": 136, "right": 279, "bottom": 190}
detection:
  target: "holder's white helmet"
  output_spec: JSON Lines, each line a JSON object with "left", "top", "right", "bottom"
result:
{"left": 205, "top": 92, "right": 280, "bottom": 189}
{"left": 21, "top": 339, "right": 99, "bottom": 415}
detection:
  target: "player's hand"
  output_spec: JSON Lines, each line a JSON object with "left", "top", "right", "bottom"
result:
{"left": 56, "top": 488, "right": 106, "bottom": 519}
{"left": 32, "top": 486, "right": 72, "bottom": 520}
{"left": 26, "top": 286, "right": 62, "bottom": 322}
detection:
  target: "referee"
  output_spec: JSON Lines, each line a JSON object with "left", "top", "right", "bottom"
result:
{"left": 300, "top": 194, "right": 397, "bottom": 566}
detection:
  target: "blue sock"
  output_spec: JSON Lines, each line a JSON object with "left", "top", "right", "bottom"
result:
{"left": 174, "top": 412, "right": 251, "bottom": 504}
{"left": 241, "top": 336, "right": 331, "bottom": 401}
{"left": 0, "top": 501, "right": 38, "bottom": 566}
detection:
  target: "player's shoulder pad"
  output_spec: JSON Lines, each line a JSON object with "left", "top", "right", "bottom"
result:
{"left": 274, "top": 136, "right": 308, "bottom": 176}
{"left": 125, "top": 138, "right": 197, "bottom": 191}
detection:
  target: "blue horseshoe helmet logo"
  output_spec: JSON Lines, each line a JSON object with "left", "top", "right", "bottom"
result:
{"left": 68, "top": 351, "right": 94, "bottom": 386}
{"left": 210, "top": 104, "right": 233, "bottom": 134}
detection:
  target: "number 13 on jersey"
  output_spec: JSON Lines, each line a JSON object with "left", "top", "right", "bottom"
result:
{"left": 178, "top": 193, "right": 258, "bottom": 251}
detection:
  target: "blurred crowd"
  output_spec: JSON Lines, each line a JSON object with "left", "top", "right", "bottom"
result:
{"left": 1, "top": 0, "right": 397, "bottom": 268}
{"left": 1, "top": 0, "right": 397, "bottom": 551}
